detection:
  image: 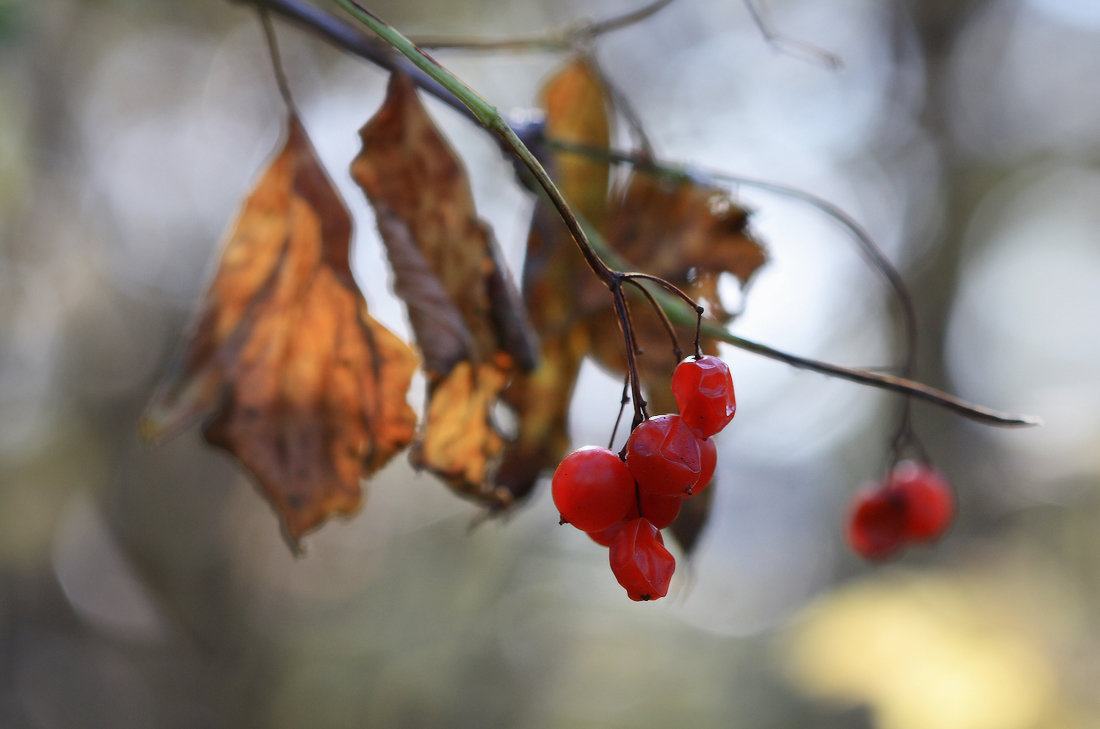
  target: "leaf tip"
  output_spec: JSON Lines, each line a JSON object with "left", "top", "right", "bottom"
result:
{"left": 281, "top": 529, "right": 307, "bottom": 557}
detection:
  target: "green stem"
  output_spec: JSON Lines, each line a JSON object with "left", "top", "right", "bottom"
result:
{"left": 494, "top": 122, "right": 616, "bottom": 284}
{"left": 577, "top": 218, "right": 1038, "bottom": 428}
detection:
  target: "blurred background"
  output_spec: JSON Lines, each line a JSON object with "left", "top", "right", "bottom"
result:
{"left": 2, "top": 0, "right": 1099, "bottom": 727}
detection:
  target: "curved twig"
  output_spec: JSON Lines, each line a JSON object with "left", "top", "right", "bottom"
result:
{"left": 742, "top": 0, "right": 842, "bottom": 69}
{"left": 232, "top": 0, "right": 481, "bottom": 123}
{"left": 712, "top": 326, "right": 1037, "bottom": 427}
{"left": 411, "top": 0, "right": 676, "bottom": 51}
{"left": 610, "top": 281, "right": 650, "bottom": 430}
{"left": 258, "top": 7, "right": 299, "bottom": 115}
{"left": 572, "top": 215, "right": 1039, "bottom": 428}
{"left": 622, "top": 276, "right": 683, "bottom": 363}
{"left": 608, "top": 374, "right": 632, "bottom": 449}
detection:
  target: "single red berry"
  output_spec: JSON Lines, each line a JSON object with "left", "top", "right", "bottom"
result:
{"left": 552, "top": 447, "right": 635, "bottom": 532}
{"left": 672, "top": 355, "right": 736, "bottom": 438}
{"left": 847, "top": 484, "right": 908, "bottom": 561}
{"left": 625, "top": 415, "right": 701, "bottom": 497}
{"left": 609, "top": 518, "right": 676, "bottom": 601}
{"left": 690, "top": 436, "right": 717, "bottom": 496}
{"left": 639, "top": 489, "right": 683, "bottom": 528}
{"left": 587, "top": 520, "right": 626, "bottom": 547}
{"left": 588, "top": 489, "right": 683, "bottom": 545}
{"left": 889, "top": 461, "right": 954, "bottom": 542}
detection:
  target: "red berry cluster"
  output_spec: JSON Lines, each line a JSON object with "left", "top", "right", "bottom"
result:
{"left": 552, "top": 355, "right": 736, "bottom": 601}
{"left": 846, "top": 460, "right": 954, "bottom": 560}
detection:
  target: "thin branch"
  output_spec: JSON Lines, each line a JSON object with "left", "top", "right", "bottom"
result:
{"left": 589, "top": 0, "right": 676, "bottom": 36}
{"left": 608, "top": 374, "right": 632, "bottom": 450}
{"left": 572, "top": 216, "right": 1039, "bottom": 428}
{"left": 742, "top": 0, "right": 842, "bottom": 69}
{"left": 549, "top": 140, "right": 919, "bottom": 346}
{"left": 410, "top": 32, "right": 576, "bottom": 54}
{"left": 587, "top": 53, "right": 655, "bottom": 158}
{"left": 711, "top": 326, "right": 1038, "bottom": 427}
{"left": 610, "top": 281, "right": 650, "bottom": 430}
{"left": 622, "top": 271, "right": 703, "bottom": 314}
{"left": 232, "top": 0, "right": 480, "bottom": 123}
{"left": 623, "top": 276, "right": 683, "bottom": 363}
{"left": 411, "top": 0, "right": 676, "bottom": 52}
{"left": 545, "top": 143, "right": 892, "bottom": 285}
{"left": 258, "top": 7, "right": 299, "bottom": 115}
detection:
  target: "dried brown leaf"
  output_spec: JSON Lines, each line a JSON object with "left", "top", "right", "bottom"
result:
{"left": 496, "top": 57, "right": 614, "bottom": 503}
{"left": 538, "top": 55, "right": 612, "bottom": 224}
{"left": 604, "top": 172, "right": 767, "bottom": 319}
{"left": 496, "top": 326, "right": 590, "bottom": 503}
{"left": 143, "top": 117, "right": 418, "bottom": 547}
{"left": 412, "top": 358, "right": 510, "bottom": 503}
{"left": 351, "top": 73, "right": 536, "bottom": 505}
{"left": 586, "top": 172, "right": 766, "bottom": 374}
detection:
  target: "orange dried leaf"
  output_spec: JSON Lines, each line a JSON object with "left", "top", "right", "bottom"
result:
{"left": 143, "top": 117, "right": 418, "bottom": 547}
{"left": 351, "top": 73, "right": 535, "bottom": 506}
{"left": 586, "top": 172, "right": 766, "bottom": 374}
{"left": 522, "top": 56, "right": 614, "bottom": 330}
{"left": 497, "top": 326, "right": 590, "bottom": 503}
{"left": 412, "top": 359, "right": 510, "bottom": 503}
{"left": 496, "top": 57, "right": 615, "bottom": 504}
{"left": 604, "top": 173, "right": 767, "bottom": 319}
{"left": 539, "top": 56, "right": 612, "bottom": 223}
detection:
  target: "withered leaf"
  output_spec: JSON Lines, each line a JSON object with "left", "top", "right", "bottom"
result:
{"left": 537, "top": 55, "right": 612, "bottom": 225}
{"left": 351, "top": 73, "right": 536, "bottom": 507}
{"left": 496, "top": 326, "right": 590, "bottom": 503}
{"left": 603, "top": 173, "right": 766, "bottom": 320}
{"left": 587, "top": 171, "right": 767, "bottom": 378}
{"left": 143, "top": 116, "right": 418, "bottom": 547}
{"left": 496, "top": 56, "right": 613, "bottom": 504}
{"left": 521, "top": 56, "right": 613, "bottom": 327}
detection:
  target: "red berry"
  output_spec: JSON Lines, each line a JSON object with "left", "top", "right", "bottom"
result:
{"left": 672, "top": 355, "right": 736, "bottom": 438}
{"left": 586, "top": 520, "right": 626, "bottom": 547}
{"left": 889, "top": 461, "right": 954, "bottom": 542}
{"left": 552, "top": 447, "right": 635, "bottom": 532}
{"left": 625, "top": 415, "right": 701, "bottom": 497}
{"left": 847, "top": 485, "right": 907, "bottom": 561}
{"left": 690, "top": 436, "right": 717, "bottom": 496}
{"left": 587, "top": 489, "right": 683, "bottom": 546}
{"left": 609, "top": 518, "right": 676, "bottom": 601}
{"left": 639, "top": 489, "right": 683, "bottom": 528}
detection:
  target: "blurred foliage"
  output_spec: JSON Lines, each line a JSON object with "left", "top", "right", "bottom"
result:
{"left": 2, "top": 0, "right": 1099, "bottom": 727}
